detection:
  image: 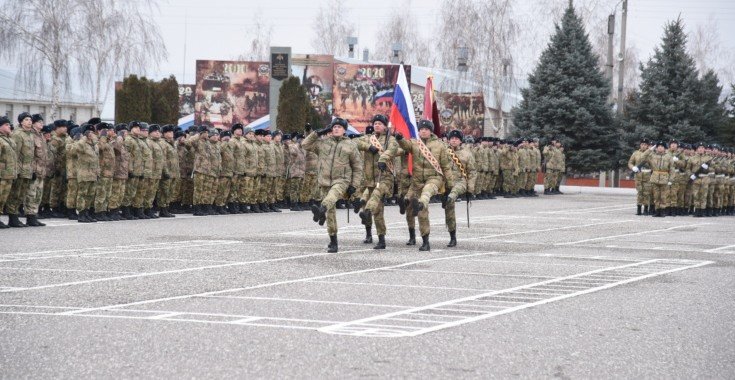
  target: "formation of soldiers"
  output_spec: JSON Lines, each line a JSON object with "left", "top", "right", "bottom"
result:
{"left": 0, "top": 113, "right": 568, "bottom": 250}
{"left": 627, "top": 139, "right": 735, "bottom": 217}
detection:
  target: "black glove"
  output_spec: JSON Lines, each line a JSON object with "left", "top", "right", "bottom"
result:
{"left": 368, "top": 146, "right": 379, "bottom": 154}
{"left": 316, "top": 125, "right": 333, "bottom": 136}
{"left": 394, "top": 132, "right": 403, "bottom": 141}
{"left": 346, "top": 185, "right": 356, "bottom": 197}
{"left": 128, "top": 173, "right": 134, "bottom": 179}
{"left": 162, "top": 172, "right": 170, "bottom": 180}
{"left": 32, "top": 173, "right": 37, "bottom": 181}
{"left": 377, "top": 162, "right": 387, "bottom": 172}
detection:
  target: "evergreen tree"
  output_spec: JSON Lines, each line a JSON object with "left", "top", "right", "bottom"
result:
{"left": 151, "top": 75, "right": 180, "bottom": 125}
{"left": 627, "top": 18, "right": 720, "bottom": 143}
{"left": 717, "top": 84, "right": 735, "bottom": 146}
{"left": 276, "top": 76, "right": 310, "bottom": 134}
{"left": 512, "top": 4, "right": 614, "bottom": 173}
{"left": 115, "top": 75, "right": 153, "bottom": 123}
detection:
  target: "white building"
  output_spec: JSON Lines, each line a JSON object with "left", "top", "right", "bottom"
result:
{"left": 0, "top": 69, "right": 97, "bottom": 124}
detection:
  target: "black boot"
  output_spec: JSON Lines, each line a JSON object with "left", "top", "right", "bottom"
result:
{"left": 8, "top": 214, "right": 27, "bottom": 227}
{"left": 67, "top": 208, "right": 78, "bottom": 220}
{"left": 363, "top": 225, "right": 373, "bottom": 244}
{"left": 555, "top": 187, "right": 564, "bottom": 194}
{"left": 419, "top": 234, "right": 430, "bottom": 251}
{"left": 688, "top": 206, "right": 695, "bottom": 215}
{"left": 0, "top": 219, "right": 8, "bottom": 229}
{"left": 643, "top": 205, "right": 649, "bottom": 215}
{"left": 411, "top": 198, "right": 424, "bottom": 213}
{"left": 120, "top": 207, "right": 132, "bottom": 220}
{"left": 95, "top": 212, "right": 110, "bottom": 222}
{"left": 25, "top": 214, "right": 45, "bottom": 227}
{"left": 269, "top": 203, "right": 281, "bottom": 213}
{"left": 193, "top": 205, "right": 205, "bottom": 216}
{"left": 359, "top": 210, "right": 371, "bottom": 226}
{"left": 374, "top": 234, "right": 386, "bottom": 250}
{"left": 327, "top": 235, "right": 338, "bottom": 253}
{"left": 239, "top": 203, "right": 251, "bottom": 213}
{"left": 636, "top": 205, "right": 642, "bottom": 215}
{"left": 447, "top": 230, "right": 457, "bottom": 247}
{"left": 398, "top": 197, "right": 407, "bottom": 215}
{"left": 77, "top": 210, "right": 92, "bottom": 223}
{"left": 87, "top": 210, "right": 98, "bottom": 222}
{"left": 311, "top": 204, "right": 326, "bottom": 225}
{"left": 705, "top": 208, "right": 713, "bottom": 217}
{"left": 406, "top": 228, "right": 416, "bottom": 246}
{"left": 352, "top": 199, "right": 364, "bottom": 214}
{"left": 159, "top": 207, "right": 175, "bottom": 218}
{"left": 227, "top": 202, "right": 238, "bottom": 214}
{"left": 667, "top": 207, "right": 674, "bottom": 217}
{"left": 694, "top": 208, "right": 704, "bottom": 217}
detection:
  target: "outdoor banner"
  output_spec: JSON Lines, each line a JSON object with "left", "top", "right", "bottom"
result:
{"left": 437, "top": 92, "right": 485, "bottom": 138}
{"left": 332, "top": 63, "right": 411, "bottom": 131}
{"left": 194, "top": 60, "right": 270, "bottom": 129}
{"left": 178, "top": 84, "right": 195, "bottom": 119}
{"left": 291, "top": 54, "right": 334, "bottom": 121}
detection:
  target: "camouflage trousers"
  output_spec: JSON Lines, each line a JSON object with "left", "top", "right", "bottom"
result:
{"left": 706, "top": 178, "right": 715, "bottom": 207}
{"left": 275, "top": 177, "right": 286, "bottom": 202}
{"left": 134, "top": 178, "right": 157, "bottom": 209}
{"left": 48, "top": 176, "right": 65, "bottom": 208}
{"left": 691, "top": 177, "right": 709, "bottom": 209}
{"left": 300, "top": 173, "right": 317, "bottom": 203}
{"left": 714, "top": 178, "right": 727, "bottom": 209}
{"left": 41, "top": 177, "right": 52, "bottom": 207}
{"left": 445, "top": 178, "right": 468, "bottom": 233}
{"left": 249, "top": 176, "right": 262, "bottom": 204}
{"left": 228, "top": 175, "right": 242, "bottom": 203}
{"left": 485, "top": 173, "right": 498, "bottom": 193}
{"left": 502, "top": 170, "right": 516, "bottom": 193}
{"left": 525, "top": 171, "right": 536, "bottom": 191}
{"left": 122, "top": 177, "right": 139, "bottom": 207}
{"left": 179, "top": 177, "right": 194, "bottom": 206}
{"left": 286, "top": 177, "right": 302, "bottom": 202}
{"left": 260, "top": 177, "right": 277, "bottom": 204}
{"left": 475, "top": 172, "right": 486, "bottom": 195}
{"left": 158, "top": 178, "right": 179, "bottom": 208}
{"left": 6, "top": 178, "right": 31, "bottom": 215}
{"left": 634, "top": 174, "right": 652, "bottom": 206}
{"left": 363, "top": 175, "right": 395, "bottom": 236}
{"left": 24, "top": 177, "right": 44, "bottom": 215}
{"left": 238, "top": 175, "right": 254, "bottom": 204}
{"left": 193, "top": 173, "right": 216, "bottom": 205}
{"left": 76, "top": 181, "right": 96, "bottom": 211}
{"left": 398, "top": 173, "right": 411, "bottom": 199}
{"left": 667, "top": 175, "right": 688, "bottom": 208}
{"left": 215, "top": 176, "right": 232, "bottom": 207}
{"left": 409, "top": 177, "right": 444, "bottom": 237}
{"left": 319, "top": 182, "right": 349, "bottom": 236}
{"left": 94, "top": 177, "right": 113, "bottom": 212}
{"left": 684, "top": 181, "right": 694, "bottom": 208}
{"left": 0, "top": 178, "right": 13, "bottom": 214}
{"left": 109, "top": 179, "right": 126, "bottom": 210}
{"left": 651, "top": 183, "right": 669, "bottom": 209}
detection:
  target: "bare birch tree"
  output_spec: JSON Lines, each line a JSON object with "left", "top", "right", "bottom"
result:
{"left": 373, "top": 0, "right": 435, "bottom": 66}
{"left": 689, "top": 16, "right": 734, "bottom": 87}
{"left": 311, "top": 0, "right": 355, "bottom": 56}
{"left": 237, "top": 9, "right": 273, "bottom": 61}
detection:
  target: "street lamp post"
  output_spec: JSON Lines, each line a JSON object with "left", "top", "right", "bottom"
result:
{"left": 346, "top": 37, "right": 358, "bottom": 59}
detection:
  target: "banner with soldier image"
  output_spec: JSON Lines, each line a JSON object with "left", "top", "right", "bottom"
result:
{"left": 437, "top": 93, "right": 485, "bottom": 139}
{"left": 292, "top": 54, "right": 334, "bottom": 121}
{"left": 333, "top": 63, "right": 411, "bottom": 131}
{"left": 194, "top": 60, "right": 270, "bottom": 129}
{"left": 178, "top": 84, "right": 195, "bottom": 118}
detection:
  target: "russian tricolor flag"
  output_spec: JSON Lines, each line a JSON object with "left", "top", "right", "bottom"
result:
{"left": 389, "top": 65, "right": 418, "bottom": 140}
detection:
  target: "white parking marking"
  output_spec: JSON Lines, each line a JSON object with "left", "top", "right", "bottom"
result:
{"left": 555, "top": 223, "right": 710, "bottom": 246}
{"left": 463, "top": 220, "right": 632, "bottom": 241}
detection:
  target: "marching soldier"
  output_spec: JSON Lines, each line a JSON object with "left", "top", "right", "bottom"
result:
{"left": 667, "top": 140, "right": 688, "bottom": 216}
{"left": 628, "top": 139, "right": 653, "bottom": 215}
{"left": 443, "top": 130, "right": 477, "bottom": 247}
{"left": 303, "top": 118, "right": 363, "bottom": 253}
{"left": 645, "top": 141, "right": 674, "bottom": 217}
{"left": 0, "top": 116, "right": 17, "bottom": 228}
{"left": 395, "top": 119, "right": 453, "bottom": 251}
{"left": 6, "top": 112, "right": 35, "bottom": 227}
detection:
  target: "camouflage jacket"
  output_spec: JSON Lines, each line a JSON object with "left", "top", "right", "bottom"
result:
{"left": 65, "top": 138, "right": 78, "bottom": 179}
{"left": 359, "top": 132, "right": 399, "bottom": 187}
{"left": 44, "top": 139, "right": 55, "bottom": 179}
{"left": 124, "top": 135, "right": 143, "bottom": 177}
{"left": 97, "top": 136, "right": 115, "bottom": 178}
{"left": 262, "top": 142, "right": 278, "bottom": 178}
{"left": 162, "top": 139, "right": 180, "bottom": 179}
{"left": 254, "top": 141, "right": 266, "bottom": 177}
{"left": 11, "top": 127, "right": 34, "bottom": 179}
{"left": 178, "top": 143, "right": 193, "bottom": 178}
{"left": 139, "top": 137, "right": 154, "bottom": 179}
{"left": 302, "top": 131, "right": 363, "bottom": 188}
{"left": 487, "top": 147, "right": 500, "bottom": 174}
{"left": 645, "top": 152, "right": 674, "bottom": 185}
{"left": 230, "top": 136, "right": 247, "bottom": 176}
{"left": 272, "top": 142, "right": 286, "bottom": 177}
{"left": 242, "top": 139, "right": 258, "bottom": 177}
{"left": 147, "top": 137, "right": 164, "bottom": 180}
{"left": 111, "top": 136, "right": 129, "bottom": 180}
{"left": 449, "top": 145, "right": 478, "bottom": 193}
{"left": 286, "top": 142, "right": 305, "bottom": 178}
{"left": 73, "top": 136, "right": 100, "bottom": 182}
{"left": 305, "top": 149, "right": 318, "bottom": 175}
{"left": 186, "top": 134, "right": 219, "bottom": 177}
{"left": 0, "top": 132, "right": 18, "bottom": 180}
{"left": 545, "top": 146, "right": 565, "bottom": 171}
{"left": 395, "top": 134, "right": 453, "bottom": 185}
{"left": 219, "top": 140, "right": 235, "bottom": 178}
{"left": 31, "top": 130, "right": 48, "bottom": 178}
{"left": 50, "top": 133, "right": 69, "bottom": 176}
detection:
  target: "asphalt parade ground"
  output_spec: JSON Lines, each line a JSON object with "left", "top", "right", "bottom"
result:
{"left": 1, "top": 189, "right": 734, "bottom": 378}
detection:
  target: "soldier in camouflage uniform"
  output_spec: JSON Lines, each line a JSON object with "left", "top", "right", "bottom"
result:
{"left": 473, "top": 138, "right": 488, "bottom": 199}
{"left": 516, "top": 139, "right": 532, "bottom": 196}
{"left": 486, "top": 138, "right": 500, "bottom": 198}
{"left": 187, "top": 127, "right": 220, "bottom": 216}
{"left": 48, "top": 120, "right": 69, "bottom": 217}
{"left": 228, "top": 123, "right": 247, "bottom": 213}
{"left": 74, "top": 125, "right": 100, "bottom": 223}
{"left": 251, "top": 129, "right": 268, "bottom": 213}
{"left": 122, "top": 122, "right": 143, "bottom": 219}
{"left": 132, "top": 123, "right": 155, "bottom": 219}
{"left": 499, "top": 140, "right": 519, "bottom": 198}
{"left": 157, "top": 125, "right": 179, "bottom": 218}
{"left": 64, "top": 125, "right": 82, "bottom": 219}
{"left": 395, "top": 120, "right": 454, "bottom": 252}
{"left": 443, "top": 130, "right": 477, "bottom": 248}
{"left": 688, "top": 142, "right": 711, "bottom": 217}
{"left": 215, "top": 130, "right": 235, "bottom": 214}
{"left": 93, "top": 123, "right": 115, "bottom": 221}
{"left": 644, "top": 141, "right": 674, "bottom": 217}
{"left": 6, "top": 112, "right": 35, "bottom": 227}
{"left": 666, "top": 140, "right": 688, "bottom": 216}
{"left": 301, "top": 131, "right": 319, "bottom": 207}
{"left": 240, "top": 127, "right": 259, "bottom": 213}
{"left": 272, "top": 131, "right": 287, "bottom": 209}
{"left": 39, "top": 123, "right": 56, "bottom": 219}
{"left": 628, "top": 139, "right": 653, "bottom": 215}
{"left": 21, "top": 114, "right": 49, "bottom": 226}
{"left": 108, "top": 124, "right": 129, "bottom": 220}
{"left": 177, "top": 129, "right": 194, "bottom": 212}
{"left": 0, "top": 116, "right": 17, "bottom": 228}
{"left": 284, "top": 134, "right": 306, "bottom": 211}
{"left": 260, "top": 131, "right": 280, "bottom": 212}
{"left": 527, "top": 139, "right": 541, "bottom": 196}
{"left": 303, "top": 118, "right": 363, "bottom": 253}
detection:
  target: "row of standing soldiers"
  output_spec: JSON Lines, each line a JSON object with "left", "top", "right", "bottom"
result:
{"left": 627, "top": 139, "right": 735, "bottom": 217}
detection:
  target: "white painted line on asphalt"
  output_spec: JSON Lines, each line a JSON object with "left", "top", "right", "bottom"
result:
{"left": 554, "top": 223, "right": 711, "bottom": 246}
{"left": 148, "top": 312, "right": 182, "bottom": 320}
{"left": 306, "top": 280, "right": 498, "bottom": 292}
{"left": 536, "top": 203, "right": 630, "bottom": 214}
{"left": 200, "top": 295, "right": 416, "bottom": 309}
{"left": 463, "top": 220, "right": 632, "bottom": 241}
{"left": 704, "top": 244, "right": 735, "bottom": 253}
{"left": 455, "top": 258, "right": 610, "bottom": 268}
{"left": 85, "top": 256, "right": 237, "bottom": 263}
{"left": 385, "top": 268, "right": 556, "bottom": 280}
{"left": 0, "top": 267, "right": 140, "bottom": 274}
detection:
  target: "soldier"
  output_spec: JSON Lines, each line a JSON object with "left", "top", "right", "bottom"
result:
{"left": 486, "top": 138, "right": 499, "bottom": 198}
{"left": 93, "top": 123, "right": 115, "bottom": 221}
{"left": 303, "top": 118, "right": 363, "bottom": 253}
{"left": 499, "top": 139, "right": 519, "bottom": 198}
{"left": 395, "top": 119, "right": 453, "bottom": 252}
{"left": 48, "top": 120, "right": 69, "bottom": 217}
{"left": 21, "top": 114, "right": 49, "bottom": 226}
{"left": 272, "top": 131, "right": 287, "bottom": 209}
{"left": 0, "top": 116, "right": 17, "bottom": 228}
{"left": 645, "top": 141, "right": 674, "bottom": 217}
{"left": 688, "top": 142, "right": 711, "bottom": 217}
{"left": 228, "top": 123, "right": 247, "bottom": 213}
{"left": 251, "top": 129, "right": 268, "bottom": 213}
{"left": 443, "top": 130, "right": 477, "bottom": 247}
{"left": 131, "top": 123, "right": 155, "bottom": 219}
{"left": 667, "top": 140, "right": 688, "bottom": 216}
{"left": 5, "top": 112, "right": 35, "bottom": 227}
{"left": 215, "top": 130, "right": 234, "bottom": 214}
{"left": 260, "top": 131, "right": 280, "bottom": 212}
{"left": 240, "top": 127, "right": 259, "bottom": 213}
{"left": 357, "top": 114, "right": 400, "bottom": 249}
{"left": 122, "top": 121, "right": 143, "bottom": 219}
{"left": 108, "top": 124, "right": 129, "bottom": 220}
{"left": 65, "top": 125, "right": 81, "bottom": 220}
{"left": 177, "top": 129, "right": 195, "bottom": 213}
{"left": 528, "top": 139, "right": 541, "bottom": 196}
{"left": 628, "top": 139, "right": 653, "bottom": 215}
{"left": 516, "top": 139, "right": 532, "bottom": 196}
{"left": 39, "top": 123, "right": 56, "bottom": 219}
{"left": 301, "top": 126, "right": 319, "bottom": 208}
{"left": 187, "top": 127, "right": 220, "bottom": 216}
{"left": 74, "top": 124, "right": 100, "bottom": 223}
{"left": 284, "top": 134, "right": 306, "bottom": 211}
{"left": 157, "top": 125, "right": 179, "bottom": 218}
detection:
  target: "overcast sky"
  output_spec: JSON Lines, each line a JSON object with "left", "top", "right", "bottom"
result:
{"left": 3, "top": 0, "right": 735, "bottom": 118}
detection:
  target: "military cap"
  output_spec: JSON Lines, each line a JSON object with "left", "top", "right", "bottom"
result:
{"left": 272, "top": 130, "right": 282, "bottom": 137}
{"left": 417, "top": 119, "right": 434, "bottom": 130}
{"left": 148, "top": 124, "right": 161, "bottom": 133}
{"left": 207, "top": 128, "right": 219, "bottom": 136}
{"left": 220, "top": 130, "right": 232, "bottom": 138}
{"left": 282, "top": 134, "right": 292, "bottom": 141}
{"left": 447, "top": 129, "right": 463, "bottom": 140}
{"left": 70, "top": 126, "right": 82, "bottom": 139}
{"left": 17, "top": 112, "right": 32, "bottom": 123}
{"left": 371, "top": 114, "right": 389, "bottom": 126}
{"left": 161, "top": 124, "right": 175, "bottom": 134}
{"left": 669, "top": 139, "right": 679, "bottom": 144}
{"left": 53, "top": 119, "right": 69, "bottom": 128}
{"left": 243, "top": 127, "right": 253, "bottom": 135}
{"left": 330, "top": 118, "right": 349, "bottom": 129}
{"left": 174, "top": 131, "right": 185, "bottom": 140}
{"left": 128, "top": 121, "right": 142, "bottom": 130}
{"left": 349, "top": 133, "right": 361, "bottom": 139}
{"left": 87, "top": 117, "right": 102, "bottom": 125}
{"left": 0, "top": 116, "right": 10, "bottom": 126}
{"left": 231, "top": 123, "right": 244, "bottom": 132}
{"left": 365, "top": 125, "right": 375, "bottom": 135}
{"left": 640, "top": 138, "right": 650, "bottom": 144}
{"left": 654, "top": 141, "right": 666, "bottom": 148}
{"left": 114, "top": 123, "right": 128, "bottom": 132}
{"left": 82, "top": 124, "right": 96, "bottom": 134}
{"left": 464, "top": 136, "right": 475, "bottom": 144}
{"left": 41, "top": 124, "right": 54, "bottom": 134}
{"left": 196, "top": 125, "right": 208, "bottom": 133}
{"left": 31, "top": 114, "right": 44, "bottom": 123}
{"left": 96, "top": 122, "right": 113, "bottom": 131}
{"left": 139, "top": 122, "right": 149, "bottom": 131}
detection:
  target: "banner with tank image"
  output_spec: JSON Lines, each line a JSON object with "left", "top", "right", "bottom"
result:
{"left": 436, "top": 92, "right": 485, "bottom": 139}
{"left": 291, "top": 54, "right": 334, "bottom": 122}
{"left": 194, "top": 60, "right": 270, "bottom": 130}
